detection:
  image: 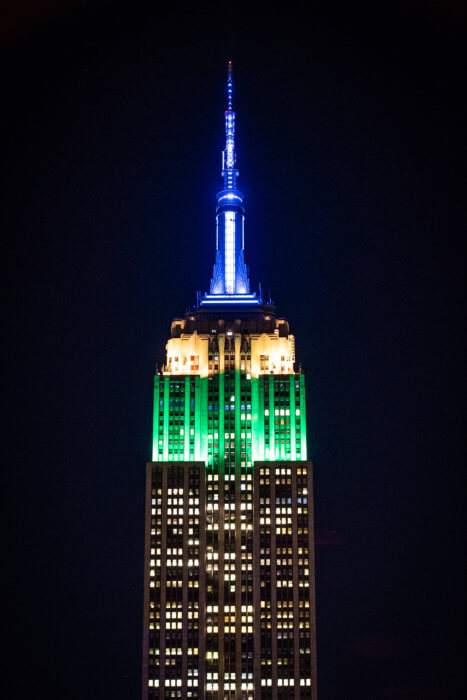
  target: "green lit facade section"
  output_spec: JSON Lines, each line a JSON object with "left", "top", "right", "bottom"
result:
{"left": 152, "top": 370, "right": 307, "bottom": 468}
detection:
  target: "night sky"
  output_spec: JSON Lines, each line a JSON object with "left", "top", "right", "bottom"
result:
{"left": 3, "top": 2, "right": 464, "bottom": 698}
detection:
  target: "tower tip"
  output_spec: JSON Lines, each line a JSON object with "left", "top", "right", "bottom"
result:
{"left": 227, "top": 61, "right": 233, "bottom": 111}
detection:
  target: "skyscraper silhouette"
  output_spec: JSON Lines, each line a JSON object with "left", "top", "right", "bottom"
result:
{"left": 143, "top": 62, "right": 317, "bottom": 699}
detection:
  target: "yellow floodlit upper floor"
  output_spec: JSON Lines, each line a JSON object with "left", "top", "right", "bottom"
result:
{"left": 163, "top": 330, "right": 295, "bottom": 377}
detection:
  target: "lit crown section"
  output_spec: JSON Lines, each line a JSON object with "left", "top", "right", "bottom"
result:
{"left": 164, "top": 330, "right": 295, "bottom": 377}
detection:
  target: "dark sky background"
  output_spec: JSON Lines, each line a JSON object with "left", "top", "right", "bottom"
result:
{"left": 3, "top": 1, "right": 464, "bottom": 698}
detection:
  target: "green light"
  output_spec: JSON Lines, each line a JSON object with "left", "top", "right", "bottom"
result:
{"left": 151, "top": 375, "right": 160, "bottom": 461}
{"left": 299, "top": 373, "right": 308, "bottom": 459}
{"left": 152, "top": 370, "right": 307, "bottom": 469}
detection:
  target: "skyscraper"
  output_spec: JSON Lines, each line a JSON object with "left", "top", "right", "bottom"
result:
{"left": 142, "top": 63, "right": 317, "bottom": 699}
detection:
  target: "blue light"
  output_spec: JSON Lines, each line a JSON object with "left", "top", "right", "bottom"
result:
{"left": 207, "top": 63, "right": 252, "bottom": 300}
{"left": 201, "top": 299, "right": 260, "bottom": 305}
{"left": 218, "top": 192, "right": 242, "bottom": 204}
{"left": 224, "top": 211, "right": 235, "bottom": 293}
{"left": 204, "top": 293, "right": 257, "bottom": 299}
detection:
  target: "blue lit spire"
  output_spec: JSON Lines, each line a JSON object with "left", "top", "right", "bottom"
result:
{"left": 227, "top": 60, "right": 233, "bottom": 110}
{"left": 222, "top": 61, "right": 239, "bottom": 191}
{"left": 202, "top": 61, "right": 259, "bottom": 305}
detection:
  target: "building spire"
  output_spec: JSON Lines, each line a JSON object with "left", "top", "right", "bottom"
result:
{"left": 227, "top": 59, "right": 233, "bottom": 110}
{"left": 222, "top": 60, "right": 238, "bottom": 190}
{"left": 200, "top": 62, "right": 261, "bottom": 304}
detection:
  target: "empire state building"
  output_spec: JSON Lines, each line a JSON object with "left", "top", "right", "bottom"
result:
{"left": 142, "top": 63, "right": 317, "bottom": 699}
